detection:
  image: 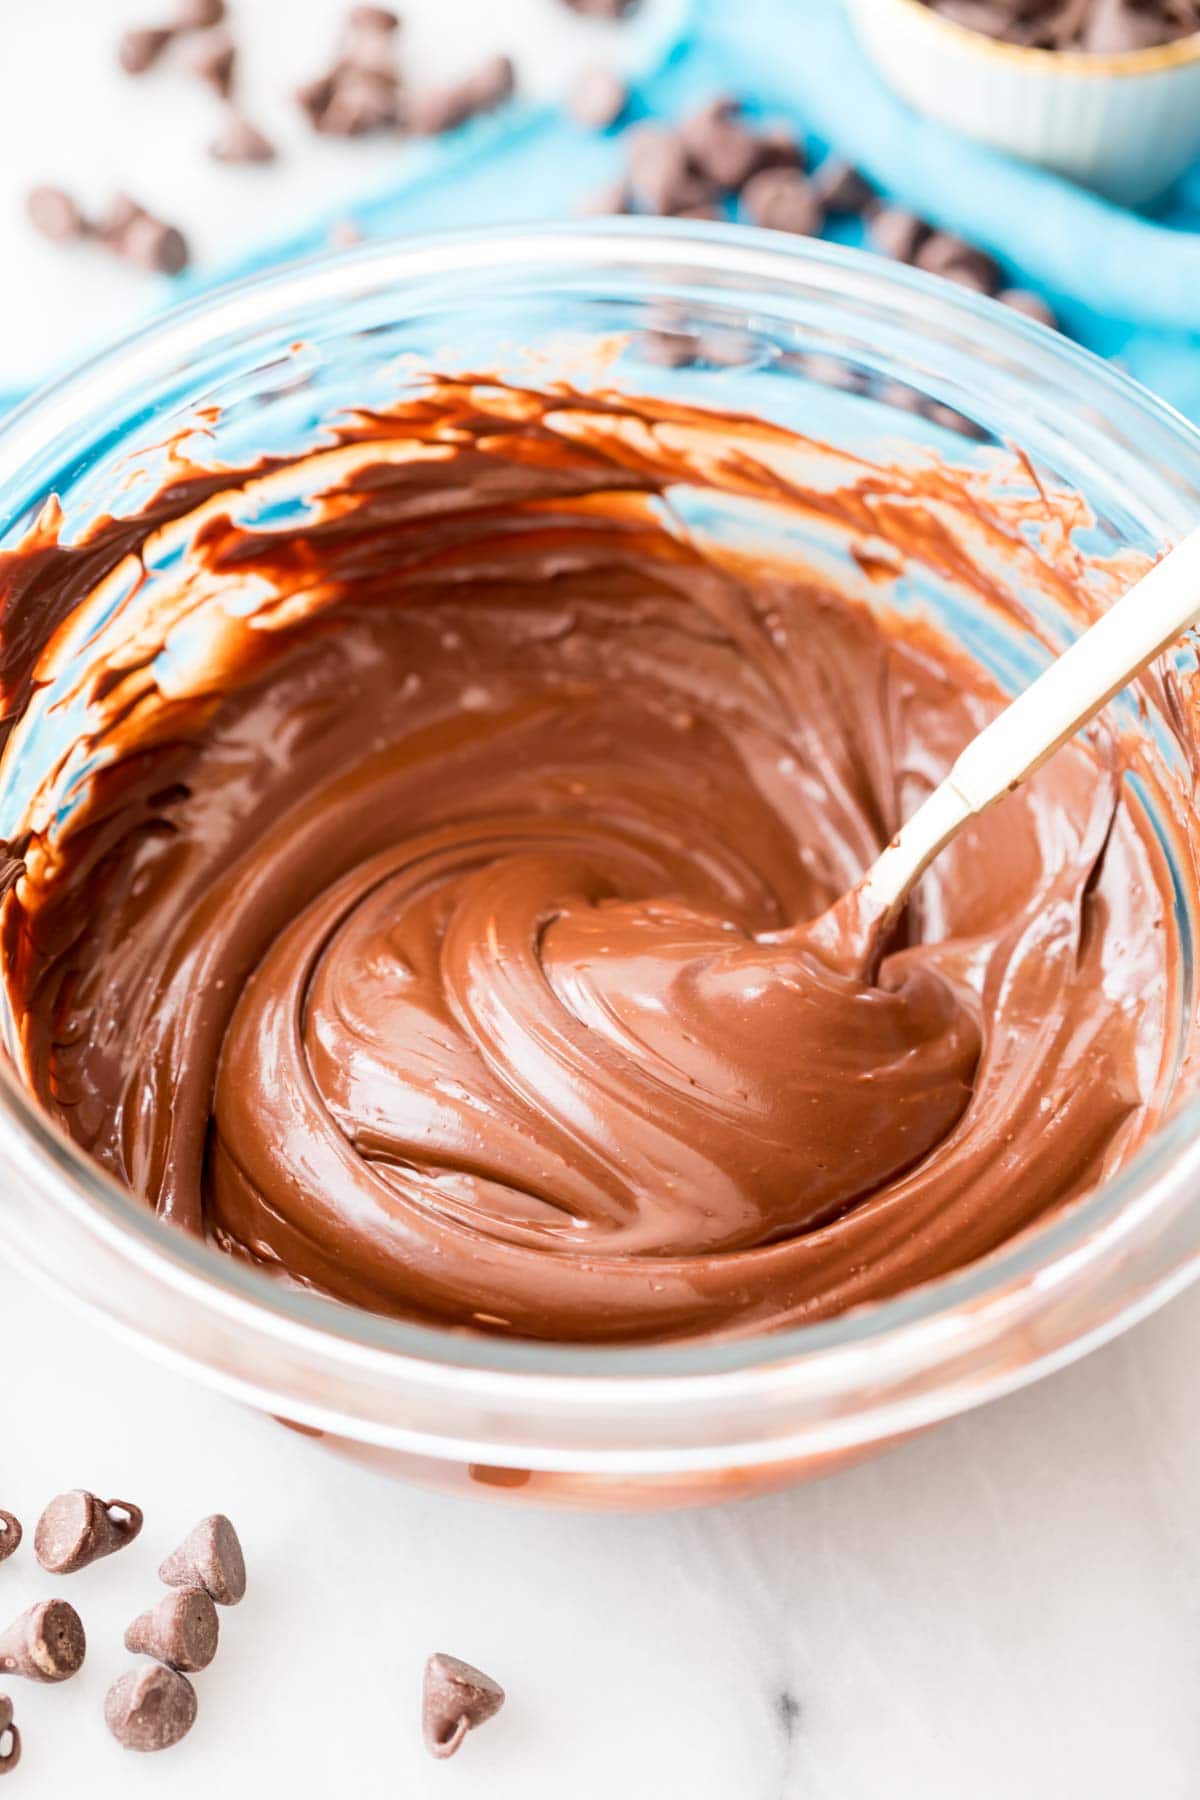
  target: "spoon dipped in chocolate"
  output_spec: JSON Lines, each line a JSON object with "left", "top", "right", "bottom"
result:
{"left": 802, "top": 524, "right": 1200, "bottom": 980}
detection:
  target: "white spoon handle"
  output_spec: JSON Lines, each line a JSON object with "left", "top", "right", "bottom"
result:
{"left": 860, "top": 525, "right": 1200, "bottom": 921}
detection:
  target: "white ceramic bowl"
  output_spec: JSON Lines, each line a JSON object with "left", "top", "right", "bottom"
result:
{"left": 848, "top": 0, "right": 1200, "bottom": 205}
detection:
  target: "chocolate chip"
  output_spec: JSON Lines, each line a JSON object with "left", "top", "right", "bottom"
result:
{"left": 625, "top": 123, "right": 716, "bottom": 214}
{"left": 868, "top": 206, "right": 930, "bottom": 264}
{"left": 813, "top": 158, "right": 874, "bottom": 214}
{"left": 119, "top": 213, "right": 191, "bottom": 274}
{"left": 318, "top": 66, "right": 401, "bottom": 135}
{"left": 745, "top": 122, "right": 805, "bottom": 178}
{"left": 105, "top": 1664, "right": 197, "bottom": 1753}
{"left": 558, "top": 0, "right": 641, "bottom": 14}
{"left": 998, "top": 286, "right": 1059, "bottom": 329}
{"left": 680, "top": 98, "right": 764, "bottom": 191}
{"left": 296, "top": 73, "right": 336, "bottom": 125}
{"left": 173, "top": 0, "right": 225, "bottom": 28}
{"left": 570, "top": 66, "right": 628, "bottom": 130}
{"left": 0, "top": 1694, "right": 18, "bottom": 1776}
{"left": 915, "top": 231, "right": 1002, "bottom": 293}
{"left": 210, "top": 112, "right": 277, "bottom": 163}
{"left": 26, "top": 186, "right": 88, "bottom": 243}
{"left": 740, "top": 167, "right": 823, "bottom": 236}
{"left": 34, "top": 1491, "right": 143, "bottom": 1574}
{"left": 190, "top": 29, "right": 236, "bottom": 97}
{"left": 159, "top": 1514, "right": 246, "bottom": 1605}
{"left": 118, "top": 25, "right": 173, "bottom": 73}
{"left": 423, "top": 1653, "right": 505, "bottom": 1760}
{"left": 98, "top": 191, "right": 148, "bottom": 242}
{"left": 579, "top": 178, "right": 631, "bottom": 215}
{"left": 347, "top": 3, "right": 400, "bottom": 28}
{"left": 0, "top": 1601, "right": 86, "bottom": 1684}
{"left": 125, "top": 1588, "right": 220, "bottom": 1673}
{"left": 0, "top": 1516, "right": 20, "bottom": 1566}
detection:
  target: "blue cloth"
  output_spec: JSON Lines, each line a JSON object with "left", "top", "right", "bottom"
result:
{"left": 53, "top": 0, "right": 1200, "bottom": 424}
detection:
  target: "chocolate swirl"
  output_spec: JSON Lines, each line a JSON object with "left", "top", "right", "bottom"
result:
{"left": 0, "top": 376, "right": 1189, "bottom": 1342}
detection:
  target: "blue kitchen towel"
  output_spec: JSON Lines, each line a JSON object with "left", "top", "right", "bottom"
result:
{"left": 38, "top": 0, "right": 1200, "bottom": 423}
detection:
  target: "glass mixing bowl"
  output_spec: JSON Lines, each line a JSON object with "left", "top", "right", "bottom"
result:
{"left": 1, "top": 220, "right": 1198, "bottom": 1510}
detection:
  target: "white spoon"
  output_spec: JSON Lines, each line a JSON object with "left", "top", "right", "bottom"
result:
{"left": 806, "top": 525, "right": 1200, "bottom": 972}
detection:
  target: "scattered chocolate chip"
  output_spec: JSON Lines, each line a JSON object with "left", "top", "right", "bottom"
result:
{"left": 408, "top": 53, "right": 515, "bottom": 135}
{"left": 26, "top": 185, "right": 89, "bottom": 243}
{"left": 570, "top": 66, "right": 628, "bottom": 131}
{"left": 296, "top": 73, "right": 336, "bottom": 125}
{"left": 558, "top": 0, "right": 641, "bottom": 14}
{"left": 348, "top": 3, "right": 400, "bottom": 27}
{"left": 34, "top": 1491, "right": 143, "bottom": 1575}
{"left": 125, "top": 1588, "right": 220, "bottom": 1673}
{"left": 0, "top": 1600, "right": 86, "bottom": 1684}
{"left": 173, "top": 0, "right": 225, "bottom": 28}
{"left": 740, "top": 166, "right": 823, "bottom": 236}
{"left": 998, "top": 286, "right": 1059, "bottom": 329}
{"left": 118, "top": 24, "right": 173, "bottom": 74}
{"left": 868, "top": 206, "right": 930, "bottom": 264}
{"left": 423, "top": 1653, "right": 505, "bottom": 1761}
{"left": 680, "top": 98, "right": 764, "bottom": 191}
{"left": 159, "top": 1514, "right": 246, "bottom": 1606}
{"left": 813, "top": 158, "right": 874, "bottom": 214}
{"left": 579, "top": 177, "right": 630, "bottom": 215}
{"left": 0, "top": 1517, "right": 20, "bottom": 1566}
{"left": 0, "top": 1697, "right": 18, "bottom": 1778}
{"left": 98, "top": 191, "right": 148, "bottom": 243}
{"left": 190, "top": 29, "right": 236, "bottom": 97}
{"left": 298, "top": 3, "right": 404, "bottom": 137}
{"left": 105, "top": 1664, "right": 197, "bottom": 1753}
{"left": 915, "top": 231, "right": 1001, "bottom": 293}
{"left": 625, "top": 123, "right": 715, "bottom": 214}
{"left": 120, "top": 213, "right": 191, "bottom": 275}
{"left": 319, "top": 66, "right": 401, "bottom": 135}
{"left": 210, "top": 112, "right": 276, "bottom": 163}
{"left": 744, "top": 122, "right": 805, "bottom": 177}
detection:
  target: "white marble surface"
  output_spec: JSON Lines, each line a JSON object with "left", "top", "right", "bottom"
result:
{"left": 3, "top": 1255, "right": 1200, "bottom": 1797}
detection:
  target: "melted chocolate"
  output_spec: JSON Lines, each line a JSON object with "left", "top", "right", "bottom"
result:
{"left": 0, "top": 375, "right": 1192, "bottom": 1343}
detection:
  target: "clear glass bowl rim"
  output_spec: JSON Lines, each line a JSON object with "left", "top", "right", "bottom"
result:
{"left": 2, "top": 218, "right": 1199, "bottom": 1466}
